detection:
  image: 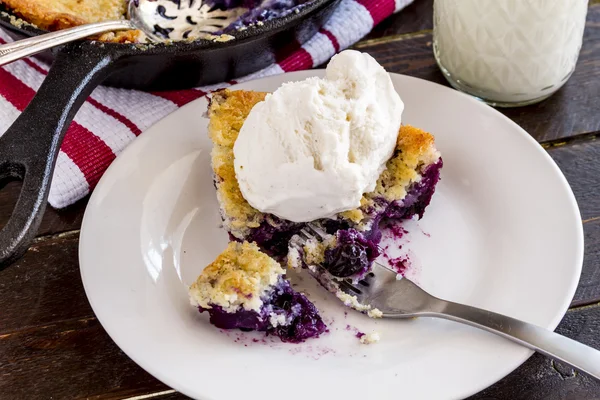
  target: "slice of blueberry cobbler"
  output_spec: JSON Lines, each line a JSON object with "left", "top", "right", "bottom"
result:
{"left": 189, "top": 241, "right": 326, "bottom": 342}
{"left": 204, "top": 89, "right": 443, "bottom": 317}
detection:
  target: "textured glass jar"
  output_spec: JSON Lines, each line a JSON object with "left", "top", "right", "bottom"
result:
{"left": 433, "top": 0, "right": 588, "bottom": 107}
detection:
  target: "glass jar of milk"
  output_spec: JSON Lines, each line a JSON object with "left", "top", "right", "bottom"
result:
{"left": 433, "top": 0, "right": 588, "bottom": 107}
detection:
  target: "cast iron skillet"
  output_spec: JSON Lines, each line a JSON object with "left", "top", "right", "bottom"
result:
{"left": 0, "top": 0, "right": 339, "bottom": 268}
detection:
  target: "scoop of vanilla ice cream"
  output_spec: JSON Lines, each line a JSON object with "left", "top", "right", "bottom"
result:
{"left": 233, "top": 50, "right": 404, "bottom": 223}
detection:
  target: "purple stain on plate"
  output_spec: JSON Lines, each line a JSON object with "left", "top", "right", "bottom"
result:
{"left": 385, "top": 221, "right": 408, "bottom": 240}
{"left": 385, "top": 255, "right": 409, "bottom": 276}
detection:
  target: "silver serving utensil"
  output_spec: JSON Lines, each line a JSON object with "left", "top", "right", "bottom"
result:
{"left": 295, "top": 223, "right": 600, "bottom": 381}
{"left": 0, "top": 0, "right": 245, "bottom": 67}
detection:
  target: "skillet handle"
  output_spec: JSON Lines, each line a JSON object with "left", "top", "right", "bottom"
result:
{"left": 0, "top": 43, "right": 119, "bottom": 268}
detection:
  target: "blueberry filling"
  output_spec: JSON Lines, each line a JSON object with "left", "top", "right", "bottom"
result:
{"left": 323, "top": 229, "right": 379, "bottom": 277}
{"left": 199, "top": 278, "right": 326, "bottom": 343}
{"left": 333, "top": 161, "right": 441, "bottom": 278}
{"left": 252, "top": 160, "right": 442, "bottom": 275}
{"left": 268, "top": 280, "right": 327, "bottom": 341}
{"left": 384, "top": 159, "right": 444, "bottom": 220}
{"left": 220, "top": 159, "right": 442, "bottom": 285}
{"left": 205, "top": 0, "right": 315, "bottom": 32}
{"left": 247, "top": 216, "right": 302, "bottom": 257}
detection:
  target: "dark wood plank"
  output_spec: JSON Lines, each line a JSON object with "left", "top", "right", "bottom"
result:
{"left": 354, "top": 32, "right": 444, "bottom": 83}
{"left": 0, "top": 181, "right": 87, "bottom": 237}
{"left": 546, "top": 138, "right": 600, "bottom": 306}
{"left": 353, "top": 4, "right": 600, "bottom": 143}
{"left": 0, "top": 233, "right": 170, "bottom": 399}
{"left": 469, "top": 303, "right": 600, "bottom": 400}
{"left": 576, "top": 219, "right": 600, "bottom": 307}
{"left": 364, "top": 0, "right": 433, "bottom": 40}
{"left": 0, "top": 317, "right": 168, "bottom": 400}
{"left": 0, "top": 232, "right": 92, "bottom": 334}
{"left": 0, "top": 3, "right": 599, "bottom": 399}
{"left": 546, "top": 139, "right": 600, "bottom": 221}
{"left": 147, "top": 392, "right": 190, "bottom": 400}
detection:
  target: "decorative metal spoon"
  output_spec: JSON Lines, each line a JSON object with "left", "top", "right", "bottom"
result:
{"left": 0, "top": 0, "right": 246, "bottom": 67}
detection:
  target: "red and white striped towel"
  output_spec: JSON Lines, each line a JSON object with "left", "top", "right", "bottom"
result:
{"left": 0, "top": 0, "right": 413, "bottom": 208}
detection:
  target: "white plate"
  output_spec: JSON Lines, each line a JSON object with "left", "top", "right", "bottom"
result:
{"left": 79, "top": 71, "right": 583, "bottom": 400}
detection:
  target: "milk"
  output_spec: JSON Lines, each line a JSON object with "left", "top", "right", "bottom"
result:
{"left": 433, "top": 0, "right": 588, "bottom": 106}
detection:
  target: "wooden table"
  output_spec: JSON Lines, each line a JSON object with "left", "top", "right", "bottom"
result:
{"left": 1, "top": 1, "right": 599, "bottom": 399}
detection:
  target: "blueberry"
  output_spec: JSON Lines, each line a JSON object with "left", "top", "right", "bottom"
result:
{"left": 323, "top": 242, "right": 369, "bottom": 277}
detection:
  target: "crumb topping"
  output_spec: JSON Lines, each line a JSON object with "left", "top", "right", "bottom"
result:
{"left": 207, "top": 89, "right": 441, "bottom": 236}
{"left": 367, "top": 308, "right": 383, "bottom": 318}
{"left": 208, "top": 90, "right": 268, "bottom": 148}
{"left": 208, "top": 90, "right": 268, "bottom": 237}
{"left": 287, "top": 246, "right": 303, "bottom": 270}
{"left": 370, "top": 125, "right": 441, "bottom": 202}
{"left": 360, "top": 331, "right": 381, "bottom": 344}
{"left": 189, "top": 241, "right": 284, "bottom": 313}
{"left": 303, "top": 235, "right": 336, "bottom": 266}
{"left": 336, "top": 291, "right": 382, "bottom": 318}
{"left": 1, "top": 0, "right": 142, "bottom": 42}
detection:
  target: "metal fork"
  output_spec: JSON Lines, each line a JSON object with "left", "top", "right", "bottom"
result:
{"left": 296, "top": 224, "right": 600, "bottom": 380}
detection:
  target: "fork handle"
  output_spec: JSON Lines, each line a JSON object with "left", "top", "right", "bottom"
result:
{"left": 428, "top": 301, "right": 600, "bottom": 380}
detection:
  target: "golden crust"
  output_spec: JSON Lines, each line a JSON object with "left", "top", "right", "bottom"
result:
{"left": 1, "top": 0, "right": 142, "bottom": 42}
{"left": 208, "top": 90, "right": 268, "bottom": 237}
{"left": 207, "top": 89, "right": 441, "bottom": 233}
{"left": 208, "top": 90, "right": 268, "bottom": 148}
{"left": 189, "top": 241, "right": 284, "bottom": 313}
{"left": 303, "top": 235, "right": 336, "bottom": 266}
{"left": 370, "top": 124, "right": 440, "bottom": 202}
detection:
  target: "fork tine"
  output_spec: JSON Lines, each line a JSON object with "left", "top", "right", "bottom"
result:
{"left": 293, "top": 228, "right": 314, "bottom": 247}
{"left": 305, "top": 223, "right": 329, "bottom": 240}
{"left": 338, "top": 279, "right": 362, "bottom": 295}
{"left": 299, "top": 228, "right": 313, "bottom": 241}
{"left": 336, "top": 280, "right": 367, "bottom": 305}
{"left": 371, "top": 261, "right": 402, "bottom": 280}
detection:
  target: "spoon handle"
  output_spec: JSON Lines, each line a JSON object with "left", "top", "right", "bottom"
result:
{"left": 0, "top": 20, "right": 135, "bottom": 67}
{"left": 431, "top": 301, "right": 600, "bottom": 380}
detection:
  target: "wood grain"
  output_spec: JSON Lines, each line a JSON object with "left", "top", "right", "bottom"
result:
{"left": 576, "top": 219, "right": 600, "bottom": 307}
{"left": 0, "top": 318, "right": 167, "bottom": 400}
{"left": 545, "top": 139, "right": 600, "bottom": 306}
{"left": 364, "top": 0, "right": 433, "bottom": 39}
{"left": 0, "top": 181, "right": 86, "bottom": 237}
{"left": 469, "top": 303, "right": 600, "bottom": 400}
{"left": 1, "top": 3, "right": 600, "bottom": 400}
{"left": 547, "top": 138, "right": 600, "bottom": 221}
{"left": 0, "top": 232, "right": 91, "bottom": 334}
{"left": 0, "top": 233, "right": 167, "bottom": 400}
{"left": 145, "top": 391, "right": 189, "bottom": 400}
